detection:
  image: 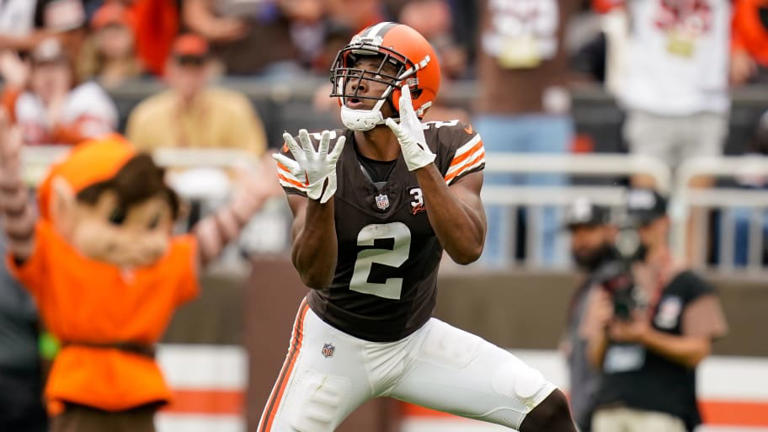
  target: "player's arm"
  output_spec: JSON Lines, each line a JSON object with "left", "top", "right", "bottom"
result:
{"left": 0, "top": 112, "right": 36, "bottom": 263}
{"left": 284, "top": 195, "right": 338, "bottom": 289}
{"left": 386, "top": 85, "right": 485, "bottom": 264}
{"left": 414, "top": 165, "right": 485, "bottom": 264}
{"left": 273, "top": 129, "right": 345, "bottom": 289}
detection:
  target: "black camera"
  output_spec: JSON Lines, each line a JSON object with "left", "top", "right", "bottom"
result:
{"left": 592, "top": 259, "right": 637, "bottom": 321}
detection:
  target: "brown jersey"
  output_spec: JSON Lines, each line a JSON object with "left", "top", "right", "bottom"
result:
{"left": 276, "top": 121, "right": 485, "bottom": 342}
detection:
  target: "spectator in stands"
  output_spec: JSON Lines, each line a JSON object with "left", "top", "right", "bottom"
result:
{"left": 562, "top": 198, "right": 618, "bottom": 432}
{"left": 398, "top": 0, "right": 470, "bottom": 123}
{"left": 0, "top": 0, "right": 89, "bottom": 53}
{"left": 1, "top": 37, "right": 118, "bottom": 146}
{"left": 126, "top": 34, "right": 267, "bottom": 156}
{"left": 597, "top": 0, "right": 731, "bottom": 264}
{"left": 474, "top": 0, "right": 578, "bottom": 268}
{"left": 77, "top": 2, "right": 143, "bottom": 88}
{"left": 0, "top": 1, "right": 45, "bottom": 52}
{"left": 183, "top": 0, "right": 328, "bottom": 76}
{"left": 726, "top": 110, "right": 768, "bottom": 267}
{"left": 0, "top": 237, "right": 46, "bottom": 432}
{"left": 583, "top": 188, "right": 728, "bottom": 432}
{"left": 731, "top": 0, "right": 768, "bottom": 84}
{"left": 325, "top": 0, "right": 385, "bottom": 33}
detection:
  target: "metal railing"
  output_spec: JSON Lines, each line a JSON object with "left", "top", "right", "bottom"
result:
{"left": 672, "top": 156, "right": 768, "bottom": 273}
{"left": 18, "top": 146, "right": 768, "bottom": 272}
{"left": 482, "top": 154, "right": 671, "bottom": 268}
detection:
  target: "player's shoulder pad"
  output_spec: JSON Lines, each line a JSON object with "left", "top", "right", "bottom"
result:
{"left": 423, "top": 120, "right": 485, "bottom": 186}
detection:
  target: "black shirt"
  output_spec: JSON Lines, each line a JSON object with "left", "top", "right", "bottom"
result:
{"left": 596, "top": 270, "right": 716, "bottom": 431}
{"left": 278, "top": 121, "right": 484, "bottom": 341}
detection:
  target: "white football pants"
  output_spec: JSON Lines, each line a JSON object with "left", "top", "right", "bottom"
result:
{"left": 257, "top": 299, "right": 557, "bottom": 432}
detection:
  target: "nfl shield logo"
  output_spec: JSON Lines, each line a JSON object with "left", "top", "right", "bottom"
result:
{"left": 375, "top": 194, "right": 390, "bottom": 211}
{"left": 321, "top": 343, "right": 335, "bottom": 358}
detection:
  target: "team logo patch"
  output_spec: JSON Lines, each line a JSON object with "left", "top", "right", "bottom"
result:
{"left": 322, "top": 343, "right": 335, "bottom": 358}
{"left": 375, "top": 193, "right": 390, "bottom": 211}
{"left": 654, "top": 296, "right": 683, "bottom": 330}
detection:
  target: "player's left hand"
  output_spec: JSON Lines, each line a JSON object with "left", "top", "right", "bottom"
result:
{"left": 385, "top": 84, "right": 435, "bottom": 172}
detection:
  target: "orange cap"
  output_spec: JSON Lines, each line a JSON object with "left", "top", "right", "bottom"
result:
{"left": 171, "top": 34, "right": 209, "bottom": 57}
{"left": 91, "top": 3, "right": 134, "bottom": 30}
{"left": 37, "top": 134, "right": 137, "bottom": 220}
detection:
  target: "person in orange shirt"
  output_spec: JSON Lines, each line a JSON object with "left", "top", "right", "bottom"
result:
{"left": 731, "top": 0, "right": 768, "bottom": 84}
{"left": 0, "top": 117, "right": 281, "bottom": 431}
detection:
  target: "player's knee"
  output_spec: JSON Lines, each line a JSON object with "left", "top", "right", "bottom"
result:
{"left": 519, "top": 389, "right": 576, "bottom": 432}
{"left": 288, "top": 371, "right": 348, "bottom": 432}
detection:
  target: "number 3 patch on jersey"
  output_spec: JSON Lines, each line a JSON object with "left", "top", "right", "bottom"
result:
{"left": 409, "top": 187, "right": 425, "bottom": 215}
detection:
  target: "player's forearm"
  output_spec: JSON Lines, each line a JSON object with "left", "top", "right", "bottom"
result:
{"left": 292, "top": 199, "right": 337, "bottom": 289}
{"left": 639, "top": 329, "right": 710, "bottom": 368}
{"left": 415, "top": 165, "right": 484, "bottom": 264}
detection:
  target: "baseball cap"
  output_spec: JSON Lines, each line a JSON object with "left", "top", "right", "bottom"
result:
{"left": 564, "top": 197, "right": 611, "bottom": 229}
{"left": 90, "top": 3, "right": 134, "bottom": 30}
{"left": 171, "top": 34, "right": 210, "bottom": 60}
{"left": 625, "top": 188, "right": 667, "bottom": 226}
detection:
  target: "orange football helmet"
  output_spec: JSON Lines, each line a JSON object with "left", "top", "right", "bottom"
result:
{"left": 330, "top": 22, "right": 441, "bottom": 131}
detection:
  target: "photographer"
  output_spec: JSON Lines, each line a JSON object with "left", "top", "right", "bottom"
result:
{"left": 583, "top": 188, "right": 728, "bottom": 432}
{"left": 562, "top": 198, "right": 618, "bottom": 432}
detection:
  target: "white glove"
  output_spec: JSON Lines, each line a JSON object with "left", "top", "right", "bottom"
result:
{"left": 273, "top": 129, "right": 346, "bottom": 204}
{"left": 385, "top": 84, "right": 435, "bottom": 172}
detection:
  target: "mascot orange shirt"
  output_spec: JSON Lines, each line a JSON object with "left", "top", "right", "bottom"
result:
{"left": 6, "top": 135, "right": 198, "bottom": 413}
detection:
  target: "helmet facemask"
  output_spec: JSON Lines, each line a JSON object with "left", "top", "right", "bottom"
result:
{"left": 330, "top": 43, "right": 427, "bottom": 131}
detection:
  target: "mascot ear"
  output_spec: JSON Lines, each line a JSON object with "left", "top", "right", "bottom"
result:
{"left": 50, "top": 176, "right": 77, "bottom": 238}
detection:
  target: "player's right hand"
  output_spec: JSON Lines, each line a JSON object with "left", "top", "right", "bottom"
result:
{"left": 273, "top": 129, "right": 346, "bottom": 204}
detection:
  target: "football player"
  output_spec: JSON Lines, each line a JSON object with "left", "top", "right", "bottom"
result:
{"left": 263, "top": 22, "right": 576, "bottom": 432}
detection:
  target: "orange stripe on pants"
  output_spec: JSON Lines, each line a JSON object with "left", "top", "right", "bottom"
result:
{"left": 257, "top": 299, "right": 309, "bottom": 432}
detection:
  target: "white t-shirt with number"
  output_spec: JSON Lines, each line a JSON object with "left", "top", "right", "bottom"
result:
{"left": 619, "top": 0, "right": 731, "bottom": 116}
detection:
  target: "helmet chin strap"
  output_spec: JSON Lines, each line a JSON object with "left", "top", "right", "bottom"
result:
{"left": 340, "top": 99, "right": 387, "bottom": 131}
{"left": 339, "top": 56, "right": 431, "bottom": 132}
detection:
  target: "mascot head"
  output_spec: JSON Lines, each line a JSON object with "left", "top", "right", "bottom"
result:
{"left": 38, "top": 135, "right": 179, "bottom": 267}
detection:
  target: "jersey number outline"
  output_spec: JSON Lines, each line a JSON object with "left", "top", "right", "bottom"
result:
{"left": 349, "top": 222, "right": 411, "bottom": 300}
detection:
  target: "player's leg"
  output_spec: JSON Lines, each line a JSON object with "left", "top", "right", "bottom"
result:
{"left": 387, "top": 318, "right": 575, "bottom": 431}
{"left": 257, "top": 300, "right": 373, "bottom": 432}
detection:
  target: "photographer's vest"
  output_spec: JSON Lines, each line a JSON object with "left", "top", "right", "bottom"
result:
{"left": 595, "top": 271, "right": 714, "bottom": 431}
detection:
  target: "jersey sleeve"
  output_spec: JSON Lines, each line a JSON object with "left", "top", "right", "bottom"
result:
{"left": 432, "top": 121, "right": 485, "bottom": 186}
{"left": 275, "top": 138, "right": 309, "bottom": 197}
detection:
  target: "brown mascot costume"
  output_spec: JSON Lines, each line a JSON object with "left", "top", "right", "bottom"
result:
{"left": 0, "top": 116, "right": 279, "bottom": 432}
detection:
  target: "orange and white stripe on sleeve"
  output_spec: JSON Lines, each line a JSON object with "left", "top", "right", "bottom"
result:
{"left": 275, "top": 160, "right": 308, "bottom": 194}
{"left": 444, "top": 134, "right": 485, "bottom": 185}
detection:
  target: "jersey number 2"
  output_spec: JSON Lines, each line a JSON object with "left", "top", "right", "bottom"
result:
{"left": 350, "top": 222, "right": 411, "bottom": 300}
